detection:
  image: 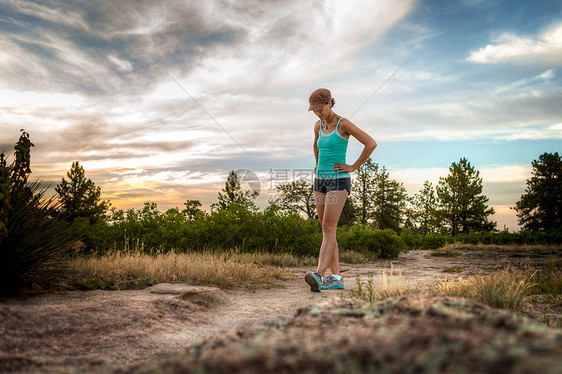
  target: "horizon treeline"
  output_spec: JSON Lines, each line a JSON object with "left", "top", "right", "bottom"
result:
{"left": 2, "top": 131, "right": 561, "bottom": 260}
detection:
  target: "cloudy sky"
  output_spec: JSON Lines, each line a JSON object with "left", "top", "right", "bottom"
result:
{"left": 1, "top": 0, "right": 561, "bottom": 230}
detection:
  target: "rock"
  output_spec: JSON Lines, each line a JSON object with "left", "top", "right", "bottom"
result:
{"left": 118, "top": 294, "right": 562, "bottom": 374}
{"left": 147, "top": 283, "right": 226, "bottom": 306}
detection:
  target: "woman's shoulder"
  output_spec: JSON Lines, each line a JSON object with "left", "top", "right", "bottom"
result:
{"left": 314, "top": 120, "right": 321, "bottom": 131}
{"left": 338, "top": 117, "right": 355, "bottom": 130}
{"left": 338, "top": 116, "right": 351, "bottom": 124}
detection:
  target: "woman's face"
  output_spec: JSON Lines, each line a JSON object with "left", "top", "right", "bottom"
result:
{"left": 313, "top": 103, "right": 331, "bottom": 119}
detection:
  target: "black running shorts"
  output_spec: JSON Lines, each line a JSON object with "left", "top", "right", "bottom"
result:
{"left": 313, "top": 177, "right": 351, "bottom": 195}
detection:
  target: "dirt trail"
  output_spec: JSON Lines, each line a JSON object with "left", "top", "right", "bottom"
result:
{"left": 0, "top": 249, "right": 557, "bottom": 373}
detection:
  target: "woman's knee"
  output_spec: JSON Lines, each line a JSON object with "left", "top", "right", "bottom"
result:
{"left": 321, "top": 221, "right": 338, "bottom": 234}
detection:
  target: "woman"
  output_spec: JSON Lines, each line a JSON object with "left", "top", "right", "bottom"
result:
{"left": 305, "top": 88, "right": 377, "bottom": 292}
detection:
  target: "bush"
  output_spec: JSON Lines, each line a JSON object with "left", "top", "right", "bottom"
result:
{"left": 74, "top": 203, "right": 323, "bottom": 257}
{"left": 401, "top": 228, "right": 562, "bottom": 252}
{"left": 73, "top": 204, "right": 416, "bottom": 259}
{"left": 454, "top": 229, "right": 562, "bottom": 246}
{"left": 338, "top": 225, "right": 408, "bottom": 258}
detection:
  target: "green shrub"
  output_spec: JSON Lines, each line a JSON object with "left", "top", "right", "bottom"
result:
{"left": 453, "top": 229, "right": 562, "bottom": 246}
{"left": 399, "top": 228, "right": 421, "bottom": 249}
{"left": 338, "top": 225, "right": 407, "bottom": 258}
{"left": 421, "top": 232, "right": 453, "bottom": 249}
{"left": 74, "top": 202, "right": 323, "bottom": 257}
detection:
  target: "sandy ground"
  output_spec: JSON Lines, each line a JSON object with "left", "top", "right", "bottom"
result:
{"left": 0, "top": 249, "right": 559, "bottom": 373}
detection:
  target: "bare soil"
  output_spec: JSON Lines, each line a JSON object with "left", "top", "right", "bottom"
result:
{"left": 0, "top": 249, "right": 560, "bottom": 373}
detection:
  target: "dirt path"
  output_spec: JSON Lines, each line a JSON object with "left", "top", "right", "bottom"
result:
{"left": 0, "top": 249, "right": 558, "bottom": 373}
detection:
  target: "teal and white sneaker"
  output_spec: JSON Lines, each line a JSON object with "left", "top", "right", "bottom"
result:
{"left": 305, "top": 271, "right": 323, "bottom": 292}
{"left": 320, "top": 276, "right": 344, "bottom": 290}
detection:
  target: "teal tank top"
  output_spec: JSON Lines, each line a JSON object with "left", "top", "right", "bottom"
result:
{"left": 316, "top": 117, "right": 349, "bottom": 179}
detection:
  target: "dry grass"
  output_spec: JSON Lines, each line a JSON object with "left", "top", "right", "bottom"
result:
{"left": 350, "top": 259, "right": 550, "bottom": 312}
{"left": 67, "top": 250, "right": 286, "bottom": 289}
{"left": 430, "top": 270, "right": 535, "bottom": 311}
{"left": 64, "top": 248, "right": 373, "bottom": 291}
{"left": 339, "top": 250, "right": 370, "bottom": 264}
{"left": 436, "top": 243, "right": 561, "bottom": 252}
{"left": 242, "top": 251, "right": 316, "bottom": 267}
{"left": 529, "top": 257, "right": 562, "bottom": 299}
{"left": 351, "top": 263, "right": 417, "bottom": 302}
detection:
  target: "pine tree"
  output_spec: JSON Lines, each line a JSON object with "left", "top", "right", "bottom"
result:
{"left": 213, "top": 170, "right": 258, "bottom": 211}
{"left": 408, "top": 180, "right": 440, "bottom": 234}
{"left": 0, "top": 131, "right": 75, "bottom": 291}
{"left": 271, "top": 179, "right": 315, "bottom": 219}
{"left": 351, "top": 158, "right": 378, "bottom": 226}
{"left": 514, "top": 152, "right": 562, "bottom": 231}
{"left": 436, "top": 158, "right": 495, "bottom": 235}
{"left": 351, "top": 159, "right": 407, "bottom": 231}
{"left": 371, "top": 166, "right": 407, "bottom": 232}
{"left": 55, "top": 161, "right": 109, "bottom": 222}
{"left": 338, "top": 197, "right": 357, "bottom": 226}
{"left": 0, "top": 153, "right": 11, "bottom": 239}
{"left": 183, "top": 199, "right": 203, "bottom": 220}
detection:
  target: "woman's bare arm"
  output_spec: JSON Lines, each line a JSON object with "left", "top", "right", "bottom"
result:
{"left": 334, "top": 118, "right": 377, "bottom": 173}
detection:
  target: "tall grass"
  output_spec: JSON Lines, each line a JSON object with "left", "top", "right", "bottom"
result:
{"left": 351, "top": 263, "right": 417, "bottom": 301}
{"left": 350, "top": 262, "right": 550, "bottom": 312}
{"left": 63, "top": 248, "right": 372, "bottom": 291}
{"left": 430, "top": 271, "right": 535, "bottom": 311}
{"left": 68, "top": 250, "right": 286, "bottom": 289}
{"left": 529, "top": 257, "right": 562, "bottom": 299}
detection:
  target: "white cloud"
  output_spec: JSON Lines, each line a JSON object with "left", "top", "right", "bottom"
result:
{"left": 479, "top": 165, "right": 530, "bottom": 183}
{"left": 389, "top": 167, "right": 447, "bottom": 185}
{"left": 534, "top": 69, "right": 555, "bottom": 80}
{"left": 501, "top": 124, "right": 562, "bottom": 141}
{"left": 380, "top": 122, "right": 562, "bottom": 142}
{"left": 180, "top": 0, "right": 415, "bottom": 94}
{"left": 0, "top": 89, "right": 84, "bottom": 108}
{"left": 467, "top": 23, "right": 562, "bottom": 65}
{"left": 389, "top": 164, "right": 530, "bottom": 187}
{"left": 14, "top": 1, "right": 90, "bottom": 31}
{"left": 0, "top": 37, "right": 51, "bottom": 89}
{"left": 108, "top": 54, "right": 133, "bottom": 72}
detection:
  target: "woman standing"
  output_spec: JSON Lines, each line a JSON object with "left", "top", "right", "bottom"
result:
{"left": 305, "top": 88, "right": 377, "bottom": 292}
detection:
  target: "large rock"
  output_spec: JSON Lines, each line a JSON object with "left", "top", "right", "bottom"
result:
{"left": 118, "top": 294, "right": 562, "bottom": 374}
{"left": 147, "top": 283, "right": 226, "bottom": 306}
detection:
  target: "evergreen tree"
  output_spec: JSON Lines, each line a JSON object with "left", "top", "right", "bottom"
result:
{"left": 351, "top": 158, "right": 378, "bottom": 226}
{"left": 213, "top": 170, "right": 258, "bottom": 211}
{"left": 338, "top": 197, "right": 357, "bottom": 226}
{"left": 10, "top": 130, "right": 33, "bottom": 195}
{"left": 55, "top": 161, "right": 109, "bottom": 222}
{"left": 0, "top": 131, "right": 75, "bottom": 291}
{"left": 351, "top": 159, "right": 406, "bottom": 231}
{"left": 0, "top": 153, "right": 10, "bottom": 239}
{"left": 408, "top": 181, "right": 440, "bottom": 234}
{"left": 371, "top": 166, "right": 407, "bottom": 232}
{"left": 271, "top": 179, "right": 315, "bottom": 219}
{"left": 436, "top": 158, "right": 495, "bottom": 235}
{"left": 514, "top": 152, "right": 562, "bottom": 231}
{"left": 183, "top": 199, "right": 203, "bottom": 220}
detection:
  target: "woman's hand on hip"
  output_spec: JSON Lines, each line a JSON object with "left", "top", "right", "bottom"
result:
{"left": 333, "top": 163, "right": 355, "bottom": 173}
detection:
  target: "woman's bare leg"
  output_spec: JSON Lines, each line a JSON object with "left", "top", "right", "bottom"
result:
{"left": 316, "top": 190, "right": 348, "bottom": 277}
{"left": 314, "top": 191, "right": 326, "bottom": 228}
